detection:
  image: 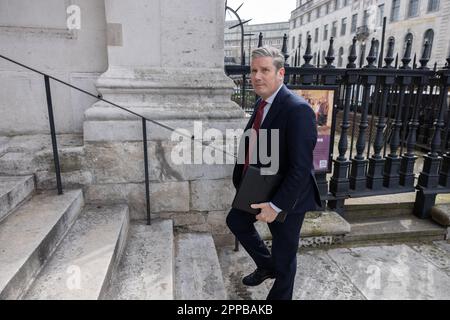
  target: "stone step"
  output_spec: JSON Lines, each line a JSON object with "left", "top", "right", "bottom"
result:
{"left": 0, "top": 146, "right": 85, "bottom": 176}
{"left": 0, "top": 137, "right": 9, "bottom": 157}
{"left": 255, "top": 210, "right": 351, "bottom": 248}
{"left": 0, "top": 152, "right": 35, "bottom": 175}
{"left": 104, "top": 219, "right": 174, "bottom": 300}
{"left": 343, "top": 192, "right": 450, "bottom": 220}
{"left": 175, "top": 232, "right": 227, "bottom": 300}
{"left": 34, "top": 170, "right": 93, "bottom": 191}
{"left": 344, "top": 202, "right": 413, "bottom": 220}
{"left": 23, "top": 204, "right": 129, "bottom": 300}
{"left": 0, "top": 175, "right": 34, "bottom": 222}
{"left": 34, "top": 146, "right": 85, "bottom": 173}
{"left": 0, "top": 189, "right": 84, "bottom": 299}
{"left": 344, "top": 215, "right": 447, "bottom": 244}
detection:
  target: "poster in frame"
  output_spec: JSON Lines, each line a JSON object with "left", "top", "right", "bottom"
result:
{"left": 288, "top": 85, "right": 338, "bottom": 173}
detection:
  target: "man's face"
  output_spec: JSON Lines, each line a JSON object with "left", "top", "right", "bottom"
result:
{"left": 250, "top": 56, "right": 285, "bottom": 100}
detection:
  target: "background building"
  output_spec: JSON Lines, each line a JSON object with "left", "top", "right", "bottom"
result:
{"left": 224, "top": 20, "right": 289, "bottom": 64}
{"left": 289, "top": 0, "right": 450, "bottom": 68}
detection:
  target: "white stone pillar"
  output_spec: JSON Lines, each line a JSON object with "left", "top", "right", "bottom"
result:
{"left": 85, "top": 0, "right": 244, "bottom": 120}
{"left": 84, "top": 0, "right": 245, "bottom": 243}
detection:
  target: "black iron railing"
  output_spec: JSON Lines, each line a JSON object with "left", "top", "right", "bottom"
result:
{"left": 0, "top": 54, "right": 219, "bottom": 226}
{"left": 1, "top": 53, "right": 239, "bottom": 225}
{"left": 225, "top": 25, "right": 450, "bottom": 219}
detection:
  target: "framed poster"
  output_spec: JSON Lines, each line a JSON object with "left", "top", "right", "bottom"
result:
{"left": 289, "top": 85, "right": 338, "bottom": 173}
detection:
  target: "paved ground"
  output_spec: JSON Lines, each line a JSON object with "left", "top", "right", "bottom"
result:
{"left": 218, "top": 240, "right": 450, "bottom": 300}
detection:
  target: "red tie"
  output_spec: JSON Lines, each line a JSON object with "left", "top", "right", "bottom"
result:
{"left": 243, "top": 99, "right": 268, "bottom": 175}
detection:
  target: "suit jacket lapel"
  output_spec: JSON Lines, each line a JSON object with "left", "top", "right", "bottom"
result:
{"left": 260, "top": 85, "right": 289, "bottom": 130}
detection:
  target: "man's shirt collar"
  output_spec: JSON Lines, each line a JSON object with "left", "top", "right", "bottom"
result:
{"left": 265, "top": 83, "right": 284, "bottom": 105}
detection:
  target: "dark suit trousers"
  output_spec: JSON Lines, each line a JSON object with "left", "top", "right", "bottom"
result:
{"left": 226, "top": 208, "right": 305, "bottom": 300}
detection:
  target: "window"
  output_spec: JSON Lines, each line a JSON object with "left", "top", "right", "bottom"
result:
{"left": 377, "top": 4, "right": 385, "bottom": 27}
{"left": 391, "top": 0, "right": 401, "bottom": 21}
{"left": 404, "top": 33, "right": 414, "bottom": 49}
{"left": 408, "top": 0, "right": 420, "bottom": 17}
{"left": 335, "top": 0, "right": 339, "bottom": 10}
{"left": 293, "top": 19, "right": 297, "bottom": 28}
{"left": 423, "top": 29, "right": 434, "bottom": 57}
{"left": 313, "top": 52, "right": 317, "bottom": 65}
{"left": 307, "top": 12, "right": 311, "bottom": 22}
{"left": 301, "top": 15, "right": 304, "bottom": 25}
{"left": 326, "top": 2, "right": 330, "bottom": 14}
{"left": 316, "top": 7, "right": 321, "bottom": 18}
{"left": 351, "top": 14, "right": 358, "bottom": 33}
{"left": 428, "top": 0, "right": 439, "bottom": 12}
{"left": 324, "top": 24, "right": 328, "bottom": 41}
{"left": 343, "top": 0, "right": 348, "bottom": 6}
{"left": 363, "top": 10, "right": 369, "bottom": 25}
{"left": 341, "top": 17, "right": 347, "bottom": 36}
{"left": 332, "top": 21, "right": 337, "bottom": 38}
{"left": 322, "top": 50, "right": 327, "bottom": 64}
{"left": 338, "top": 47, "right": 344, "bottom": 67}
{"left": 315, "top": 27, "right": 319, "bottom": 43}
{"left": 299, "top": 34, "right": 302, "bottom": 48}
{"left": 373, "top": 40, "right": 380, "bottom": 58}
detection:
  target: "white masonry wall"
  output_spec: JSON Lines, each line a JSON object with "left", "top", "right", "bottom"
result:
{"left": 0, "top": 0, "right": 108, "bottom": 135}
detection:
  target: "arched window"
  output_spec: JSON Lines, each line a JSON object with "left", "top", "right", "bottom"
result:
{"left": 338, "top": 47, "right": 344, "bottom": 67}
{"left": 404, "top": 33, "right": 413, "bottom": 49}
{"left": 423, "top": 29, "right": 434, "bottom": 57}
{"left": 373, "top": 40, "right": 380, "bottom": 59}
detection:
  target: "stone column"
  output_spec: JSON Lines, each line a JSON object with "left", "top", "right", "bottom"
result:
{"left": 83, "top": 0, "right": 245, "bottom": 242}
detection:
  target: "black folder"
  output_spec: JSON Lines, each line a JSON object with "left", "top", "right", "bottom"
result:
{"left": 232, "top": 165, "right": 283, "bottom": 215}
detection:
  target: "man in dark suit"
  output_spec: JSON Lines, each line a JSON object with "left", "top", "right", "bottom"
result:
{"left": 226, "top": 46, "right": 322, "bottom": 300}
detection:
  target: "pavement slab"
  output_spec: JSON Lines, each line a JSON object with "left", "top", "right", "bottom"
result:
{"left": 218, "top": 246, "right": 366, "bottom": 300}
{"left": 326, "top": 244, "right": 450, "bottom": 300}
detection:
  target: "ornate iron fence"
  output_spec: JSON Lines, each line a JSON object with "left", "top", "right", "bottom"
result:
{"left": 225, "top": 33, "right": 450, "bottom": 219}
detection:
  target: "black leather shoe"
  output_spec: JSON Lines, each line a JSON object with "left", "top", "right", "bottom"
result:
{"left": 242, "top": 268, "right": 275, "bottom": 286}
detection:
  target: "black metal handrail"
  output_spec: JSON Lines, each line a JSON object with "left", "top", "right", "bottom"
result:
{"left": 0, "top": 54, "right": 236, "bottom": 226}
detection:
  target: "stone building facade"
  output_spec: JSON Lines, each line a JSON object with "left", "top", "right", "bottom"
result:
{"left": 224, "top": 20, "right": 289, "bottom": 65}
{"left": 289, "top": 0, "right": 450, "bottom": 68}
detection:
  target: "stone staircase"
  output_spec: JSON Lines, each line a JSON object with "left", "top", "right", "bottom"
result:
{"left": 1, "top": 134, "right": 449, "bottom": 300}
{"left": 0, "top": 174, "right": 227, "bottom": 300}
{"left": 0, "top": 174, "right": 134, "bottom": 300}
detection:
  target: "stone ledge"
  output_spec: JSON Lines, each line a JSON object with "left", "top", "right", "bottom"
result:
{"left": 430, "top": 204, "right": 450, "bottom": 227}
{"left": 263, "top": 235, "right": 345, "bottom": 249}
{"left": 255, "top": 210, "right": 351, "bottom": 240}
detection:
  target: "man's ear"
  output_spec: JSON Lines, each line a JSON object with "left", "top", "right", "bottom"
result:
{"left": 278, "top": 67, "right": 285, "bottom": 80}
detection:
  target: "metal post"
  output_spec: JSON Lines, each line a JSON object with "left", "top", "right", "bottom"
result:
{"left": 234, "top": 238, "right": 239, "bottom": 252}
{"left": 142, "top": 118, "right": 151, "bottom": 225}
{"left": 44, "top": 75, "right": 63, "bottom": 195}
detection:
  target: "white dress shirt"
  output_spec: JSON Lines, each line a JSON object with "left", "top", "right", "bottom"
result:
{"left": 259, "top": 84, "right": 284, "bottom": 215}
